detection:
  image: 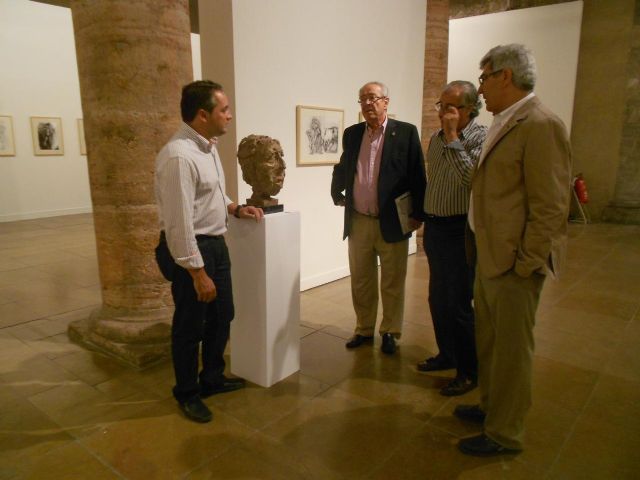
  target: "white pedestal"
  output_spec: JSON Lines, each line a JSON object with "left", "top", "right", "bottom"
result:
{"left": 226, "top": 211, "right": 301, "bottom": 387}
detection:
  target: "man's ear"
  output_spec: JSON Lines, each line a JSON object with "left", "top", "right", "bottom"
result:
{"left": 502, "top": 68, "right": 513, "bottom": 85}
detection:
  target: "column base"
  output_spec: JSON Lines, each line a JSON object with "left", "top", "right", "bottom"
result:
{"left": 68, "top": 305, "right": 172, "bottom": 369}
{"left": 601, "top": 204, "right": 640, "bottom": 224}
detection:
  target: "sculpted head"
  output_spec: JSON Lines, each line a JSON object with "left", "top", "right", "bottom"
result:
{"left": 237, "top": 135, "right": 286, "bottom": 202}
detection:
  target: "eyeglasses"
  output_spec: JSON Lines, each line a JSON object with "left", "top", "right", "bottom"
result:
{"left": 478, "top": 69, "right": 503, "bottom": 85}
{"left": 358, "top": 96, "right": 385, "bottom": 105}
{"left": 435, "top": 102, "right": 466, "bottom": 112}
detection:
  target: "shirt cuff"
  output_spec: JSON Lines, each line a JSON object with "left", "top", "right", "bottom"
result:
{"left": 175, "top": 253, "right": 204, "bottom": 270}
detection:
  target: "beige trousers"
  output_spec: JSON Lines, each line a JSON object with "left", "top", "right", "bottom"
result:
{"left": 474, "top": 269, "right": 545, "bottom": 450}
{"left": 348, "top": 212, "right": 409, "bottom": 338}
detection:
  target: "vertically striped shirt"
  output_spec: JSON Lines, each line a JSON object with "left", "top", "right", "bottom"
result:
{"left": 423, "top": 119, "right": 487, "bottom": 216}
{"left": 155, "top": 123, "right": 232, "bottom": 270}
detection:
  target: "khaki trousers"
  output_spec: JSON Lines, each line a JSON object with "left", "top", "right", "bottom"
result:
{"left": 474, "top": 269, "right": 545, "bottom": 450}
{"left": 348, "top": 211, "right": 409, "bottom": 338}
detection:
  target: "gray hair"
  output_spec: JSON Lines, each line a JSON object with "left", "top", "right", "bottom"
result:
{"left": 479, "top": 44, "right": 537, "bottom": 92}
{"left": 446, "top": 80, "right": 482, "bottom": 119}
{"left": 359, "top": 81, "right": 389, "bottom": 98}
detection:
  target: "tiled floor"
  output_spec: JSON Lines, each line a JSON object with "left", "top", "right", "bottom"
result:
{"left": 1, "top": 214, "right": 639, "bottom": 479}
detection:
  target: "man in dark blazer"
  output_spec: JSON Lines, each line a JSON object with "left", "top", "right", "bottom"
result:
{"left": 331, "top": 81, "right": 426, "bottom": 354}
{"left": 455, "top": 44, "right": 572, "bottom": 456}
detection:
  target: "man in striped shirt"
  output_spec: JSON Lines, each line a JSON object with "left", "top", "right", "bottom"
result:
{"left": 155, "top": 80, "right": 264, "bottom": 423}
{"left": 418, "top": 81, "right": 487, "bottom": 397}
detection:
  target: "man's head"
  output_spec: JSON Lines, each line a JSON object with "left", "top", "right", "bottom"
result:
{"left": 358, "top": 82, "right": 389, "bottom": 127}
{"left": 438, "top": 81, "right": 481, "bottom": 132}
{"left": 237, "top": 135, "right": 286, "bottom": 199}
{"left": 181, "top": 80, "right": 232, "bottom": 139}
{"left": 478, "top": 44, "right": 537, "bottom": 114}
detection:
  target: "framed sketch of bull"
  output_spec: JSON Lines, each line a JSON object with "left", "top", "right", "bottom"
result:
{"left": 30, "top": 116, "right": 64, "bottom": 155}
{"left": 296, "top": 105, "right": 343, "bottom": 166}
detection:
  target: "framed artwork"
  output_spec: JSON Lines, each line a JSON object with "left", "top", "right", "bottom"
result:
{"left": 0, "top": 116, "right": 16, "bottom": 156}
{"left": 358, "top": 112, "right": 396, "bottom": 123}
{"left": 77, "top": 118, "right": 87, "bottom": 155}
{"left": 296, "top": 105, "right": 343, "bottom": 166}
{"left": 30, "top": 116, "right": 64, "bottom": 155}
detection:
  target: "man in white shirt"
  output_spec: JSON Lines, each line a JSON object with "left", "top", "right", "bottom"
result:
{"left": 155, "top": 80, "right": 263, "bottom": 423}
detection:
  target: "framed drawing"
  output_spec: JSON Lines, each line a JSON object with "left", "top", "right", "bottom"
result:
{"left": 296, "top": 105, "right": 343, "bottom": 166}
{"left": 77, "top": 118, "right": 87, "bottom": 155}
{"left": 30, "top": 116, "right": 64, "bottom": 155}
{"left": 0, "top": 116, "right": 16, "bottom": 156}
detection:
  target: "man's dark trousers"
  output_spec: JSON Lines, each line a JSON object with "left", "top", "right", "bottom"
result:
{"left": 424, "top": 215, "right": 477, "bottom": 380}
{"left": 158, "top": 235, "right": 234, "bottom": 403}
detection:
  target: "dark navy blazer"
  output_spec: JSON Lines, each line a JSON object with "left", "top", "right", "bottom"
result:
{"left": 331, "top": 118, "right": 426, "bottom": 243}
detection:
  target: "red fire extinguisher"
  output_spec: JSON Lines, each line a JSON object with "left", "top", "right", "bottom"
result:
{"left": 574, "top": 174, "right": 588, "bottom": 204}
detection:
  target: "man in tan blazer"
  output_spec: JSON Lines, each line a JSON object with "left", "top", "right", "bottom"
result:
{"left": 455, "top": 44, "right": 572, "bottom": 456}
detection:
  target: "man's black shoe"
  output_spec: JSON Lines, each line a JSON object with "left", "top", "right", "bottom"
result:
{"left": 178, "top": 396, "right": 212, "bottom": 423}
{"left": 440, "top": 377, "right": 477, "bottom": 396}
{"left": 458, "top": 434, "right": 520, "bottom": 457}
{"left": 416, "top": 355, "right": 454, "bottom": 372}
{"left": 453, "top": 404, "right": 486, "bottom": 423}
{"left": 381, "top": 333, "right": 396, "bottom": 355}
{"left": 345, "top": 334, "right": 374, "bottom": 349}
{"left": 200, "top": 376, "right": 246, "bottom": 398}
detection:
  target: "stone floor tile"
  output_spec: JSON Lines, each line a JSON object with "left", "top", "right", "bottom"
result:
{"left": 262, "top": 388, "right": 424, "bottom": 478}
{"left": 206, "top": 371, "right": 329, "bottom": 430}
{"left": 80, "top": 399, "right": 254, "bottom": 480}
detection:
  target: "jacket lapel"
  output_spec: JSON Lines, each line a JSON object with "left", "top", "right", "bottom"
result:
{"left": 476, "top": 97, "right": 538, "bottom": 172}
{"left": 380, "top": 118, "right": 397, "bottom": 167}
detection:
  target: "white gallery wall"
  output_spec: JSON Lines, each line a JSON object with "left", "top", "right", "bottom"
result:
{"left": 200, "top": 0, "right": 428, "bottom": 290}
{"left": 0, "top": 0, "right": 202, "bottom": 222}
{"left": 0, "top": 1, "right": 89, "bottom": 221}
{"left": 448, "top": 1, "right": 583, "bottom": 132}
{"left": 1, "top": 0, "right": 584, "bottom": 293}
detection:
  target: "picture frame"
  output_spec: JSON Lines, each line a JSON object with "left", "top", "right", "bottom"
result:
{"left": 30, "top": 116, "right": 64, "bottom": 155}
{"left": 77, "top": 118, "right": 87, "bottom": 155}
{"left": 0, "top": 116, "right": 16, "bottom": 156}
{"left": 296, "top": 105, "right": 343, "bottom": 166}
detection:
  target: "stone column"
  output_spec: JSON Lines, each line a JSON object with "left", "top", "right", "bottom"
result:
{"left": 68, "top": 0, "right": 193, "bottom": 367}
{"left": 421, "top": 0, "right": 449, "bottom": 153}
{"left": 603, "top": 0, "right": 640, "bottom": 224}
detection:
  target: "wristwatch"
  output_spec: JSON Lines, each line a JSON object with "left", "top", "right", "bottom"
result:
{"left": 233, "top": 204, "right": 245, "bottom": 218}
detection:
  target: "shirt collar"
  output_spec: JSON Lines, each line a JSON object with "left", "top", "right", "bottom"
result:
{"left": 180, "top": 122, "right": 215, "bottom": 153}
{"left": 493, "top": 92, "right": 536, "bottom": 126}
{"left": 366, "top": 115, "right": 388, "bottom": 135}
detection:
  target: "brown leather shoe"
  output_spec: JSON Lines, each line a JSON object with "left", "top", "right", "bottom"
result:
{"left": 345, "top": 334, "right": 374, "bottom": 349}
{"left": 458, "top": 434, "right": 520, "bottom": 456}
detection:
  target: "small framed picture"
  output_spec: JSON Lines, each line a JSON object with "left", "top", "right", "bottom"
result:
{"left": 0, "top": 116, "right": 16, "bottom": 156}
{"left": 30, "top": 116, "right": 64, "bottom": 155}
{"left": 296, "top": 105, "right": 343, "bottom": 166}
{"left": 77, "top": 118, "right": 86, "bottom": 155}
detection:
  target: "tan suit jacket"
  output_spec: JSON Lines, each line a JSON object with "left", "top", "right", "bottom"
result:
{"left": 471, "top": 97, "right": 572, "bottom": 279}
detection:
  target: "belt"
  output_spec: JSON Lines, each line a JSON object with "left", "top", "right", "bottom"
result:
{"left": 424, "top": 214, "right": 467, "bottom": 224}
{"left": 195, "top": 234, "right": 224, "bottom": 242}
{"left": 159, "top": 231, "right": 224, "bottom": 243}
{"left": 353, "top": 210, "right": 379, "bottom": 219}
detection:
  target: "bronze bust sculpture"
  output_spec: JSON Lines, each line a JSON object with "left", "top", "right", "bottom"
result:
{"left": 237, "top": 134, "right": 286, "bottom": 213}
